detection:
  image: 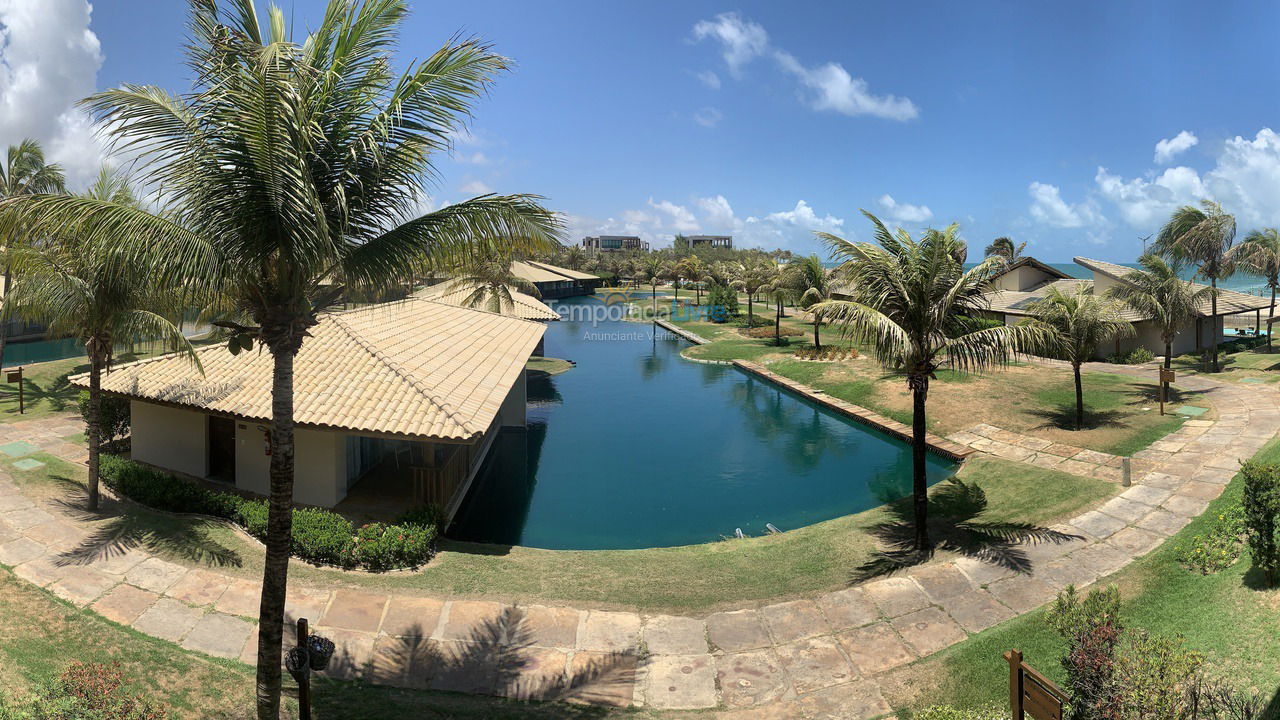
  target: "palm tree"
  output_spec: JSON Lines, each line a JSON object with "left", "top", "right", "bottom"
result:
{"left": 442, "top": 251, "right": 541, "bottom": 314}
{"left": 984, "top": 236, "right": 1025, "bottom": 262}
{"left": 0, "top": 3, "right": 560, "bottom": 717}
{"left": 678, "top": 255, "right": 708, "bottom": 306}
{"left": 2, "top": 168, "right": 193, "bottom": 511}
{"left": 1024, "top": 285, "right": 1134, "bottom": 429}
{"left": 1106, "top": 253, "right": 1212, "bottom": 369}
{"left": 786, "top": 255, "right": 829, "bottom": 348}
{"left": 562, "top": 245, "right": 586, "bottom": 271}
{"left": 636, "top": 254, "right": 666, "bottom": 315}
{"left": 813, "top": 211, "right": 1051, "bottom": 552}
{"left": 1230, "top": 228, "right": 1280, "bottom": 346}
{"left": 730, "top": 259, "right": 772, "bottom": 325}
{"left": 1153, "top": 201, "right": 1236, "bottom": 372}
{"left": 0, "top": 140, "right": 66, "bottom": 371}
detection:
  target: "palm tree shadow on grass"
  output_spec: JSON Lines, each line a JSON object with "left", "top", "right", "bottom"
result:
{"left": 45, "top": 472, "right": 242, "bottom": 569}
{"left": 314, "top": 606, "right": 633, "bottom": 715}
{"left": 851, "top": 477, "right": 1082, "bottom": 583}
{"left": 0, "top": 376, "right": 77, "bottom": 414}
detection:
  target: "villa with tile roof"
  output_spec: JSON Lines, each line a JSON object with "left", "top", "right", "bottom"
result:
{"left": 70, "top": 298, "right": 545, "bottom": 516}
{"left": 509, "top": 260, "right": 603, "bottom": 299}
{"left": 981, "top": 256, "right": 1272, "bottom": 359}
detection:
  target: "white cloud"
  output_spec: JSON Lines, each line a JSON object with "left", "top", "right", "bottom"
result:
{"left": 877, "top": 194, "right": 933, "bottom": 223}
{"left": 457, "top": 151, "right": 488, "bottom": 165}
{"left": 1094, "top": 165, "right": 1204, "bottom": 227}
{"left": 567, "top": 195, "right": 845, "bottom": 252}
{"left": 696, "top": 70, "right": 721, "bottom": 89}
{"left": 0, "top": 0, "right": 106, "bottom": 187}
{"left": 1028, "top": 182, "right": 1102, "bottom": 228}
{"left": 459, "top": 180, "right": 493, "bottom": 195}
{"left": 774, "top": 52, "right": 918, "bottom": 121}
{"left": 1202, "top": 128, "right": 1280, "bottom": 227}
{"left": 693, "top": 107, "right": 723, "bottom": 128}
{"left": 692, "top": 12, "right": 916, "bottom": 122}
{"left": 647, "top": 198, "right": 700, "bottom": 234}
{"left": 1154, "top": 130, "right": 1198, "bottom": 164}
{"left": 691, "top": 12, "right": 768, "bottom": 77}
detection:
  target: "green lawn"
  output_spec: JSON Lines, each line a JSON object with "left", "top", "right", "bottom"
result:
{"left": 525, "top": 356, "right": 574, "bottom": 375}
{"left": 1171, "top": 341, "right": 1280, "bottom": 385}
{"left": 667, "top": 309, "right": 1193, "bottom": 456}
{"left": 5, "top": 450, "right": 1113, "bottom": 615}
{"left": 886, "top": 438, "right": 1280, "bottom": 716}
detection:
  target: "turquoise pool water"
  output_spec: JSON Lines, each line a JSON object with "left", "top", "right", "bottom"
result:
{"left": 448, "top": 297, "right": 955, "bottom": 550}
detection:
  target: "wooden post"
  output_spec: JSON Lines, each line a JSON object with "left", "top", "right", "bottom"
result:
{"left": 6, "top": 366, "right": 23, "bottom": 414}
{"left": 297, "top": 617, "right": 312, "bottom": 720}
{"left": 1006, "top": 649, "right": 1024, "bottom": 720}
{"left": 1122, "top": 457, "right": 1132, "bottom": 487}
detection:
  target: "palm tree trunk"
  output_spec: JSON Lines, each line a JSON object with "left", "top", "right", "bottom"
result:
{"left": 673, "top": 278, "right": 679, "bottom": 301}
{"left": 1164, "top": 341, "right": 1172, "bottom": 370}
{"left": 1073, "top": 362, "right": 1084, "bottom": 430}
{"left": 911, "top": 376, "right": 931, "bottom": 552}
{"left": 255, "top": 349, "right": 297, "bottom": 720}
{"left": 774, "top": 301, "right": 781, "bottom": 342}
{"left": 1210, "top": 278, "right": 1219, "bottom": 372}
{"left": 814, "top": 322, "right": 821, "bottom": 350}
{"left": 86, "top": 348, "right": 103, "bottom": 511}
{"left": 1269, "top": 285, "right": 1276, "bottom": 348}
{"left": 651, "top": 282, "right": 657, "bottom": 316}
{"left": 747, "top": 296, "right": 753, "bottom": 325}
{"left": 0, "top": 265, "right": 10, "bottom": 371}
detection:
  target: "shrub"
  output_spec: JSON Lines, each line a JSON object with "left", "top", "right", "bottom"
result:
{"left": 1111, "top": 630, "right": 1203, "bottom": 720}
{"left": 705, "top": 283, "right": 738, "bottom": 322}
{"left": 1106, "top": 347, "right": 1156, "bottom": 365}
{"left": 99, "top": 454, "right": 243, "bottom": 519}
{"left": 100, "top": 455, "right": 438, "bottom": 572}
{"left": 348, "top": 522, "right": 437, "bottom": 572}
{"left": 1175, "top": 505, "right": 1245, "bottom": 574}
{"left": 0, "top": 661, "right": 166, "bottom": 719}
{"left": 291, "top": 507, "right": 356, "bottom": 567}
{"left": 1046, "top": 585, "right": 1123, "bottom": 720}
{"left": 78, "top": 391, "right": 131, "bottom": 445}
{"left": 1241, "top": 461, "right": 1280, "bottom": 586}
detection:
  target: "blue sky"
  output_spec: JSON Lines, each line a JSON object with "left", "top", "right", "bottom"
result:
{"left": 7, "top": 1, "right": 1280, "bottom": 260}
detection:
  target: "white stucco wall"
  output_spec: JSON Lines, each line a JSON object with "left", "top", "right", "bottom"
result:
{"left": 994, "top": 265, "right": 1053, "bottom": 292}
{"left": 233, "top": 422, "right": 348, "bottom": 507}
{"left": 130, "top": 401, "right": 208, "bottom": 478}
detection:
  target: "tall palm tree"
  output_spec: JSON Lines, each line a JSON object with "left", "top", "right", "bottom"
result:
{"left": 2, "top": 168, "right": 194, "bottom": 511}
{"left": 813, "top": 211, "right": 1051, "bottom": 552}
{"left": 1230, "top": 228, "right": 1280, "bottom": 345}
{"left": 1153, "top": 201, "right": 1236, "bottom": 372}
{"left": 787, "top": 254, "right": 829, "bottom": 348}
{"left": 1025, "top": 285, "right": 1134, "bottom": 429}
{"left": 440, "top": 251, "right": 541, "bottom": 314}
{"left": 730, "top": 259, "right": 772, "bottom": 325}
{"left": 984, "top": 236, "right": 1025, "bottom": 262}
{"left": 0, "top": 140, "right": 66, "bottom": 371}
{"left": 562, "top": 245, "right": 586, "bottom": 271}
{"left": 0, "top": 3, "right": 561, "bottom": 717}
{"left": 678, "top": 255, "right": 708, "bottom": 306}
{"left": 636, "top": 254, "right": 666, "bottom": 314}
{"left": 1106, "top": 253, "right": 1212, "bottom": 368}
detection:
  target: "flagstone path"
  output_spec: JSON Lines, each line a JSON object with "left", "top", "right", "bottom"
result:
{"left": 0, "top": 367, "right": 1274, "bottom": 718}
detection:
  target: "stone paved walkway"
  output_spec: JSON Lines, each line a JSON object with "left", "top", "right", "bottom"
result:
{"left": 0, "top": 369, "right": 1275, "bottom": 718}
{"left": 947, "top": 423, "right": 1155, "bottom": 483}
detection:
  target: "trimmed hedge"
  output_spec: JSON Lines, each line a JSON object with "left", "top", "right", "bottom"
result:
{"left": 99, "top": 455, "right": 438, "bottom": 571}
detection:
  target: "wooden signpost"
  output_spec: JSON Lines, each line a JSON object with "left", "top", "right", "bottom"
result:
{"left": 5, "top": 366, "right": 23, "bottom": 414}
{"left": 1159, "top": 367, "right": 1175, "bottom": 416}
{"left": 1006, "top": 649, "right": 1067, "bottom": 720}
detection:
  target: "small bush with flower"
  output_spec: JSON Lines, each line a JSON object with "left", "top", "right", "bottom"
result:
{"left": 0, "top": 661, "right": 165, "bottom": 719}
{"left": 1174, "top": 504, "right": 1245, "bottom": 574}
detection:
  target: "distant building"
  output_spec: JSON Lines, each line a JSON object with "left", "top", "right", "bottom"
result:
{"left": 582, "top": 235, "right": 648, "bottom": 253}
{"left": 683, "top": 235, "right": 733, "bottom": 250}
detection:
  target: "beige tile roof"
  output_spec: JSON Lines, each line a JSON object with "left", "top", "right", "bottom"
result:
{"left": 981, "top": 279, "right": 1130, "bottom": 317}
{"left": 1074, "top": 256, "right": 1272, "bottom": 316}
{"left": 510, "top": 260, "right": 571, "bottom": 284}
{"left": 415, "top": 282, "right": 560, "bottom": 321}
{"left": 71, "top": 298, "right": 545, "bottom": 441}
{"left": 525, "top": 260, "right": 599, "bottom": 282}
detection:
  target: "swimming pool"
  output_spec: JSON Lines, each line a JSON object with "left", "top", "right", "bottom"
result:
{"left": 448, "top": 296, "right": 955, "bottom": 550}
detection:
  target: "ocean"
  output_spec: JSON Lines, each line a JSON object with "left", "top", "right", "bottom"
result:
{"left": 1037, "top": 262, "right": 1271, "bottom": 296}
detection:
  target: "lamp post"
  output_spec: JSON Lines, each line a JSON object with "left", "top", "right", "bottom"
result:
{"left": 284, "top": 617, "right": 334, "bottom": 720}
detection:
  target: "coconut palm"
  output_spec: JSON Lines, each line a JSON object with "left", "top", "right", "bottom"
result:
{"left": 0, "top": 140, "right": 66, "bottom": 371}
{"left": 636, "top": 254, "right": 666, "bottom": 314}
{"left": 984, "top": 236, "right": 1025, "bottom": 262}
{"left": 1024, "top": 285, "right": 1134, "bottom": 429}
{"left": 0, "top": 3, "right": 561, "bottom": 717}
{"left": 562, "top": 245, "right": 586, "bottom": 271}
{"left": 729, "top": 258, "right": 773, "bottom": 325}
{"left": 787, "top": 255, "right": 829, "bottom": 348}
{"left": 2, "top": 168, "right": 194, "bottom": 512}
{"left": 1107, "top": 253, "right": 1212, "bottom": 368}
{"left": 813, "top": 211, "right": 1052, "bottom": 552}
{"left": 441, "top": 251, "right": 541, "bottom": 314}
{"left": 1229, "top": 228, "right": 1280, "bottom": 345}
{"left": 677, "top": 255, "right": 708, "bottom": 305}
{"left": 1153, "top": 201, "right": 1236, "bottom": 372}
